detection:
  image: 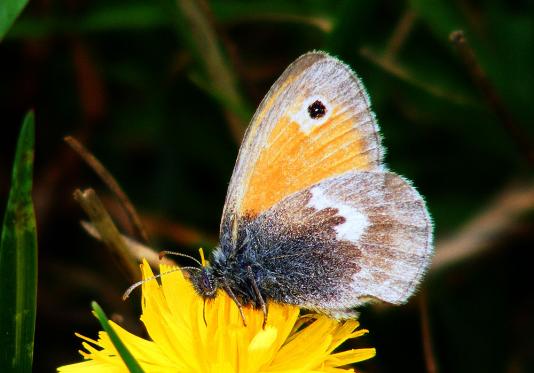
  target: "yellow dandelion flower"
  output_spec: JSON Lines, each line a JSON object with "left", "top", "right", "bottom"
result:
{"left": 58, "top": 260, "right": 375, "bottom": 372}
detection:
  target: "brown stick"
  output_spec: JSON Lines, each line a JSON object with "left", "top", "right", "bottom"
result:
{"left": 419, "top": 291, "right": 438, "bottom": 373}
{"left": 64, "top": 136, "right": 150, "bottom": 243}
{"left": 80, "top": 221, "right": 175, "bottom": 268}
{"left": 73, "top": 188, "right": 139, "bottom": 281}
{"left": 431, "top": 181, "right": 534, "bottom": 272}
{"left": 449, "top": 30, "right": 534, "bottom": 167}
{"left": 385, "top": 9, "right": 417, "bottom": 60}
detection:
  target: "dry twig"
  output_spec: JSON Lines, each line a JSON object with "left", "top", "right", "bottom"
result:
{"left": 431, "top": 181, "right": 534, "bottom": 272}
{"left": 73, "top": 188, "right": 139, "bottom": 281}
{"left": 80, "top": 221, "right": 175, "bottom": 268}
{"left": 65, "top": 136, "right": 149, "bottom": 243}
{"left": 385, "top": 9, "right": 417, "bottom": 61}
{"left": 419, "top": 291, "right": 438, "bottom": 373}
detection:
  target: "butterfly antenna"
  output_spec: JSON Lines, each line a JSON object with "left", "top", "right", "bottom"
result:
{"left": 122, "top": 266, "right": 200, "bottom": 300}
{"left": 181, "top": 266, "right": 202, "bottom": 272}
{"left": 159, "top": 250, "right": 202, "bottom": 267}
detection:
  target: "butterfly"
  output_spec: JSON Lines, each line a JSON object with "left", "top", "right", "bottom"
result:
{"left": 185, "top": 51, "right": 432, "bottom": 323}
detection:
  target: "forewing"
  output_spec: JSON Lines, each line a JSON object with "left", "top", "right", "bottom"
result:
{"left": 222, "top": 52, "right": 383, "bottom": 243}
{"left": 249, "top": 171, "right": 432, "bottom": 317}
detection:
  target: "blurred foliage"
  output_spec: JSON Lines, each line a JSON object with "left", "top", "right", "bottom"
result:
{"left": 0, "top": 0, "right": 30, "bottom": 40}
{"left": 0, "top": 0, "right": 533, "bottom": 372}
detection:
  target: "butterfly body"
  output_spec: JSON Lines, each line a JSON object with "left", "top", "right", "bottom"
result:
{"left": 190, "top": 51, "right": 433, "bottom": 319}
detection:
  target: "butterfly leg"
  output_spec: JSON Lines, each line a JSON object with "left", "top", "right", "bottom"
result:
{"left": 223, "top": 280, "right": 247, "bottom": 326}
{"left": 247, "top": 265, "right": 268, "bottom": 328}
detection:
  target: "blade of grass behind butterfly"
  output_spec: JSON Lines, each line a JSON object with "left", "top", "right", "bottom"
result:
{"left": 359, "top": 46, "right": 476, "bottom": 106}
{"left": 172, "top": 0, "right": 252, "bottom": 142}
{"left": 211, "top": 0, "right": 334, "bottom": 33}
{"left": 91, "top": 302, "right": 145, "bottom": 373}
{"left": 326, "top": 2, "right": 474, "bottom": 106}
{"left": 407, "top": 0, "right": 496, "bottom": 90}
{"left": 0, "top": 112, "right": 37, "bottom": 371}
{"left": 0, "top": 0, "right": 31, "bottom": 41}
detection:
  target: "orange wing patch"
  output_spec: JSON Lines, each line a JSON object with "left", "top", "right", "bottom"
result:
{"left": 241, "top": 104, "right": 378, "bottom": 215}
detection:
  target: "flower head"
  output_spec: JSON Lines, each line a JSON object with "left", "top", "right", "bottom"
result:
{"left": 59, "top": 260, "right": 375, "bottom": 372}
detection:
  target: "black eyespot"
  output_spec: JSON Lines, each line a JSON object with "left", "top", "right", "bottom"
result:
{"left": 307, "top": 100, "right": 327, "bottom": 119}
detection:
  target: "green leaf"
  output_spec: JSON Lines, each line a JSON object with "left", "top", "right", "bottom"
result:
{"left": 91, "top": 302, "right": 145, "bottom": 373}
{"left": 0, "top": 0, "right": 31, "bottom": 41}
{"left": 0, "top": 111, "right": 37, "bottom": 372}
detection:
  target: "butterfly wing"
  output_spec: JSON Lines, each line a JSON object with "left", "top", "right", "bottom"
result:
{"left": 245, "top": 171, "right": 432, "bottom": 317}
{"left": 222, "top": 52, "right": 383, "bottom": 244}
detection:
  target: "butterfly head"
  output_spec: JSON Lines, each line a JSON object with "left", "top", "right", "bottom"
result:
{"left": 191, "top": 266, "right": 218, "bottom": 299}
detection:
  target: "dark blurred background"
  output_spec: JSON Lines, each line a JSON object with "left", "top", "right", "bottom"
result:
{"left": 1, "top": 0, "right": 533, "bottom": 372}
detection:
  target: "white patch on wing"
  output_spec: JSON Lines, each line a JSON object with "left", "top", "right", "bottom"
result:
{"left": 290, "top": 95, "right": 332, "bottom": 134}
{"left": 308, "top": 185, "right": 369, "bottom": 242}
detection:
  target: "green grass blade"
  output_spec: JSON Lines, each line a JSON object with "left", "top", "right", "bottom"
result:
{"left": 0, "top": 111, "right": 37, "bottom": 372}
{"left": 91, "top": 302, "right": 145, "bottom": 373}
{"left": 174, "top": 0, "right": 252, "bottom": 141}
{"left": 0, "top": 0, "right": 31, "bottom": 41}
